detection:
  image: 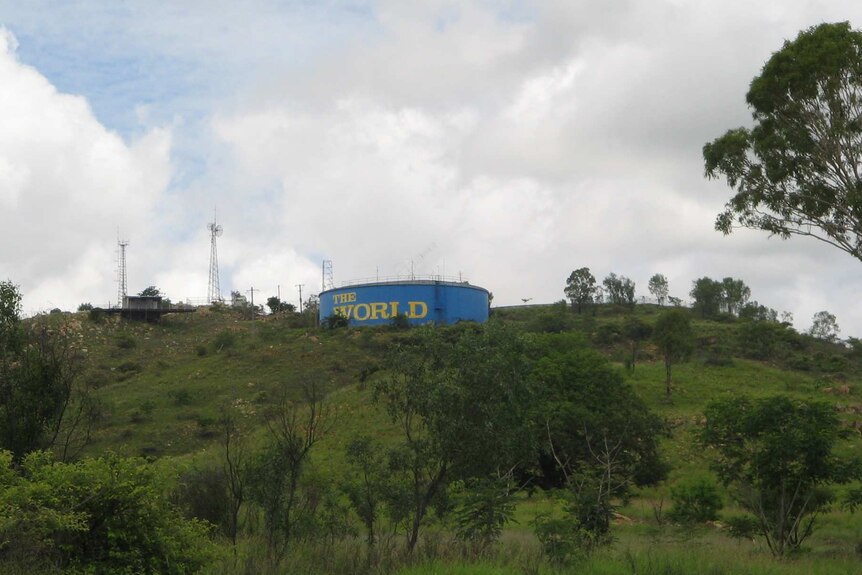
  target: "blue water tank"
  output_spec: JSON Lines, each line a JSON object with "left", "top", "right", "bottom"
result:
{"left": 319, "top": 280, "right": 490, "bottom": 327}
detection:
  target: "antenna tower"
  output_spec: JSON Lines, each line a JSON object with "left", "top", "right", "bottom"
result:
{"left": 322, "top": 260, "right": 334, "bottom": 291}
{"left": 207, "top": 212, "right": 223, "bottom": 303}
{"left": 116, "top": 234, "right": 129, "bottom": 307}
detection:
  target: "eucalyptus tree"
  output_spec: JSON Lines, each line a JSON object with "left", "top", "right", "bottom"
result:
{"left": 704, "top": 22, "right": 862, "bottom": 262}
{"left": 648, "top": 274, "right": 669, "bottom": 306}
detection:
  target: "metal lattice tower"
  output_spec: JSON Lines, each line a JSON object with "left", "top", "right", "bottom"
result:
{"left": 207, "top": 214, "right": 223, "bottom": 303}
{"left": 322, "top": 260, "right": 334, "bottom": 291}
{"left": 116, "top": 236, "right": 129, "bottom": 307}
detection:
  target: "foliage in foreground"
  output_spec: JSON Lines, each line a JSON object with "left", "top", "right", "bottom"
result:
{"left": 0, "top": 449, "right": 215, "bottom": 573}
{"left": 701, "top": 395, "right": 861, "bottom": 556}
{"left": 0, "top": 281, "right": 94, "bottom": 463}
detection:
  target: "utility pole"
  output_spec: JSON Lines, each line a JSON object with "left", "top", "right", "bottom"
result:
{"left": 296, "top": 284, "right": 304, "bottom": 314}
{"left": 247, "top": 286, "right": 256, "bottom": 320}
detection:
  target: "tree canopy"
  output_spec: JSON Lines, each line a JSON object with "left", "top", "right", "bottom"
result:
{"left": 701, "top": 395, "right": 861, "bottom": 555}
{"left": 564, "top": 268, "right": 597, "bottom": 314}
{"left": 137, "top": 286, "right": 162, "bottom": 297}
{"left": 689, "top": 277, "right": 724, "bottom": 318}
{"left": 809, "top": 310, "right": 840, "bottom": 341}
{"left": 704, "top": 22, "right": 862, "bottom": 261}
{"left": 648, "top": 274, "right": 669, "bottom": 306}
{"left": 602, "top": 273, "right": 636, "bottom": 307}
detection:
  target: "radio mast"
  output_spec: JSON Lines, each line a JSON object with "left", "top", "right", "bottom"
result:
{"left": 207, "top": 211, "right": 223, "bottom": 303}
{"left": 117, "top": 232, "right": 129, "bottom": 307}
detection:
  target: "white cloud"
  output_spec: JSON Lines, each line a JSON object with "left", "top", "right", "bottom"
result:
{"left": 0, "top": 27, "right": 173, "bottom": 312}
{"left": 207, "top": 0, "right": 862, "bottom": 335}
{"left": 3, "top": 2, "right": 862, "bottom": 336}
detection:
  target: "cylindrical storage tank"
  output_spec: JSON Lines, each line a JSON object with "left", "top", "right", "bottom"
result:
{"left": 319, "top": 280, "right": 490, "bottom": 327}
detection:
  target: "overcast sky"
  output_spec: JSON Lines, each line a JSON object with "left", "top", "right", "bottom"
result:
{"left": 1, "top": 1, "right": 862, "bottom": 335}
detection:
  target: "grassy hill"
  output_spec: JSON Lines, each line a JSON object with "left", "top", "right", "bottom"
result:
{"left": 41, "top": 302, "right": 862, "bottom": 573}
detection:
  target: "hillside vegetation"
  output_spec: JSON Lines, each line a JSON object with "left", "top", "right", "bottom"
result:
{"left": 6, "top": 300, "right": 862, "bottom": 574}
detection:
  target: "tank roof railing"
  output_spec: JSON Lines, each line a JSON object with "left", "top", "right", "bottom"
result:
{"left": 334, "top": 274, "right": 471, "bottom": 288}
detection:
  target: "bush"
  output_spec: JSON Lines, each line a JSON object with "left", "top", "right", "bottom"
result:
{"left": 532, "top": 514, "right": 582, "bottom": 565}
{"left": 390, "top": 312, "right": 410, "bottom": 330}
{"left": 592, "top": 322, "right": 623, "bottom": 346}
{"left": 453, "top": 479, "right": 515, "bottom": 549}
{"left": 0, "top": 450, "right": 215, "bottom": 573}
{"left": 528, "top": 310, "right": 571, "bottom": 333}
{"left": 212, "top": 330, "right": 237, "bottom": 352}
{"left": 116, "top": 361, "right": 142, "bottom": 374}
{"left": 322, "top": 314, "right": 350, "bottom": 329}
{"left": 667, "top": 474, "right": 723, "bottom": 524}
{"left": 170, "top": 389, "right": 193, "bottom": 406}
{"left": 116, "top": 333, "right": 137, "bottom": 350}
{"left": 814, "top": 352, "right": 847, "bottom": 373}
{"left": 787, "top": 354, "right": 813, "bottom": 371}
{"left": 173, "top": 465, "right": 231, "bottom": 537}
{"left": 532, "top": 512, "right": 603, "bottom": 565}
{"left": 725, "top": 514, "right": 759, "bottom": 542}
{"left": 131, "top": 400, "right": 155, "bottom": 423}
{"left": 88, "top": 308, "right": 105, "bottom": 323}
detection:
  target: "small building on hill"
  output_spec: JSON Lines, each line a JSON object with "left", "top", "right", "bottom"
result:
{"left": 99, "top": 295, "right": 196, "bottom": 322}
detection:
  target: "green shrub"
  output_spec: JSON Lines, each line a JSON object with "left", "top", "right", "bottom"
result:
{"left": 172, "top": 465, "right": 231, "bottom": 537}
{"left": 724, "top": 514, "right": 759, "bottom": 542}
{"left": 667, "top": 474, "right": 723, "bottom": 524}
{"left": 116, "top": 333, "right": 137, "bottom": 350}
{"left": 212, "top": 330, "right": 237, "bottom": 352}
{"left": 322, "top": 313, "right": 350, "bottom": 329}
{"left": 532, "top": 512, "right": 602, "bottom": 565}
{"left": 814, "top": 352, "right": 847, "bottom": 372}
{"left": 528, "top": 310, "right": 571, "bottom": 333}
{"left": 787, "top": 354, "right": 813, "bottom": 371}
{"left": 390, "top": 312, "right": 410, "bottom": 330}
{"left": 116, "top": 360, "right": 142, "bottom": 374}
{"left": 452, "top": 479, "right": 516, "bottom": 549}
{"left": 130, "top": 400, "right": 156, "bottom": 423}
{"left": 0, "top": 450, "right": 215, "bottom": 573}
{"left": 592, "top": 322, "right": 622, "bottom": 346}
{"left": 170, "top": 388, "right": 193, "bottom": 406}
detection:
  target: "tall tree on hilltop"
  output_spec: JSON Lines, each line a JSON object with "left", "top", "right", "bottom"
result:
{"left": 602, "top": 273, "right": 636, "bottom": 307}
{"left": 648, "top": 274, "right": 669, "bottom": 306}
{"left": 690, "top": 277, "right": 723, "bottom": 318}
{"left": 564, "top": 268, "right": 597, "bottom": 314}
{"left": 720, "top": 277, "right": 751, "bottom": 316}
